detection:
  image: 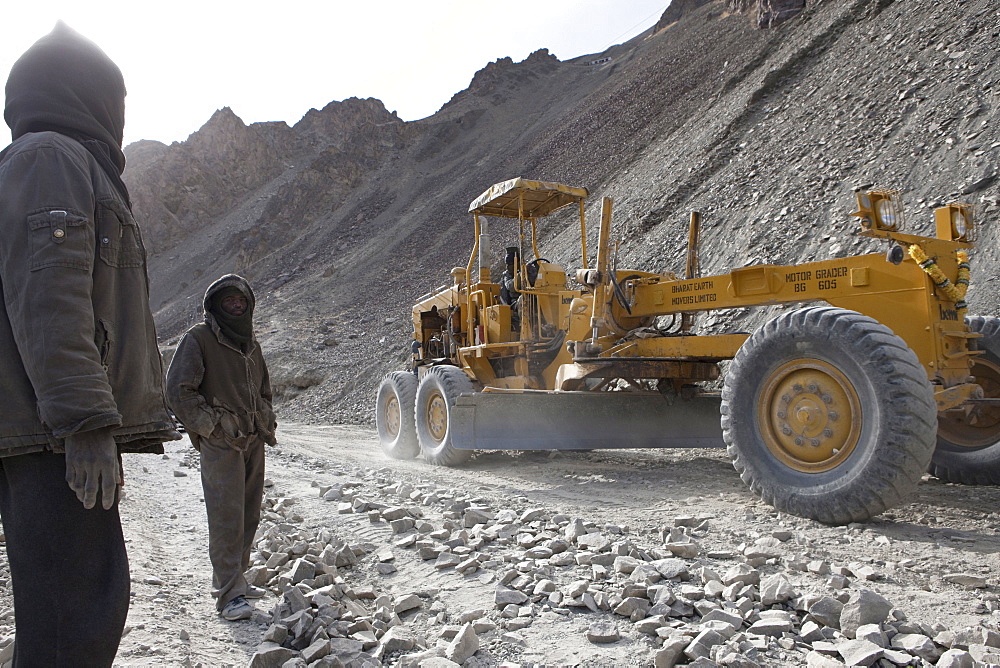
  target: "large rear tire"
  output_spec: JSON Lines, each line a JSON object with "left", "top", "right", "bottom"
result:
{"left": 375, "top": 372, "right": 419, "bottom": 459}
{"left": 722, "top": 306, "right": 937, "bottom": 525}
{"left": 931, "top": 315, "right": 1000, "bottom": 484}
{"left": 415, "top": 366, "right": 474, "bottom": 466}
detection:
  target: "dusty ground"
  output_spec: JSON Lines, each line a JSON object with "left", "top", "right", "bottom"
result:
{"left": 1, "top": 423, "right": 997, "bottom": 666}
{"left": 0, "top": 423, "right": 978, "bottom": 666}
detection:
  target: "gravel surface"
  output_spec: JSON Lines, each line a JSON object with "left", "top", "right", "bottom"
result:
{"left": 2, "top": 424, "right": 991, "bottom": 666}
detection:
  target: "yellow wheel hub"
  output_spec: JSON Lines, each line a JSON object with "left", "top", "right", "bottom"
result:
{"left": 758, "top": 359, "right": 862, "bottom": 473}
{"left": 384, "top": 395, "right": 401, "bottom": 438}
{"left": 938, "top": 358, "right": 1000, "bottom": 448}
{"left": 426, "top": 391, "right": 448, "bottom": 442}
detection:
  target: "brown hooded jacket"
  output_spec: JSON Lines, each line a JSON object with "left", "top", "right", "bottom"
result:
{"left": 165, "top": 275, "right": 276, "bottom": 451}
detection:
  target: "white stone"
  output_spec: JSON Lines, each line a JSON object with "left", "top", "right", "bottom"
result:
{"left": 445, "top": 623, "right": 479, "bottom": 664}
{"left": 943, "top": 573, "right": 988, "bottom": 588}
{"left": 587, "top": 620, "right": 620, "bottom": 643}
{"left": 837, "top": 638, "right": 883, "bottom": 666}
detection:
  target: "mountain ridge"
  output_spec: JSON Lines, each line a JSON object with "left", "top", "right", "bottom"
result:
{"left": 124, "top": 0, "right": 1000, "bottom": 423}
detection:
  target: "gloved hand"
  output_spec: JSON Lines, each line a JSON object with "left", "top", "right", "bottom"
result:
{"left": 64, "top": 427, "right": 121, "bottom": 510}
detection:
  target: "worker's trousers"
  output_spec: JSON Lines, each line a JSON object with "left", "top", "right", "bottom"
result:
{"left": 198, "top": 436, "right": 265, "bottom": 611}
{"left": 0, "top": 451, "right": 129, "bottom": 668}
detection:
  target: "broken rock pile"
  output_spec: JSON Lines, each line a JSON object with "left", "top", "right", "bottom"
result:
{"left": 246, "top": 466, "right": 1000, "bottom": 667}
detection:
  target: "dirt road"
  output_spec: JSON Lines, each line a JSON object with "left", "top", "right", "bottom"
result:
{"left": 1, "top": 423, "right": 998, "bottom": 666}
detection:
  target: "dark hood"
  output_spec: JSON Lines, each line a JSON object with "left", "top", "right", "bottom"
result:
{"left": 203, "top": 274, "right": 257, "bottom": 347}
{"left": 203, "top": 274, "right": 256, "bottom": 316}
{"left": 4, "top": 21, "right": 127, "bottom": 173}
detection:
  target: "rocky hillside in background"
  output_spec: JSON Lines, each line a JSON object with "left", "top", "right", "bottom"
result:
{"left": 124, "top": 0, "right": 1000, "bottom": 425}
{"left": 654, "top": 0, "right": 806, "bottom": 31}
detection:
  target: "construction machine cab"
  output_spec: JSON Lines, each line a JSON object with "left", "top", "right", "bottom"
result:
{"left": 466, "top": 177, "right": 589, "bottom": 296}
{"left": 409, "top": 178, "right": 592, "bottom": 387}
{"left": 464, "top": 179, "right": 590, "bottom": 354}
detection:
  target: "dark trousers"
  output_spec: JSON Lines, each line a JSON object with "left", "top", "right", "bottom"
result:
{"left": 0, "top": 451, "right": 129, "bottom": 668}
{"left": 199, "top": 437, "right": 264, "bottom": 610}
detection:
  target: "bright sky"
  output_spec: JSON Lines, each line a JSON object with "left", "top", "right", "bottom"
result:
{"left": 1, "top": 1, "right": 669, "bottom": 149}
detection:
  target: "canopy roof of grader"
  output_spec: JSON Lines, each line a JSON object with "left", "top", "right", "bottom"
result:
{"left": 468, "top": 178, "right": 589, "bottom": 219}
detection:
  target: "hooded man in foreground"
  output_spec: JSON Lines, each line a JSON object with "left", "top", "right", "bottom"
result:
{"left": 166, "top": 274, "right": 277, "bottom": 621}
{"left": 0, "top": 22, "right": 179, "bottom": 665}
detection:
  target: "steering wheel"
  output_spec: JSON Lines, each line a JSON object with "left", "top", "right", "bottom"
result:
{"left": 525, "top": 258, "right": 550, "bottom": 287}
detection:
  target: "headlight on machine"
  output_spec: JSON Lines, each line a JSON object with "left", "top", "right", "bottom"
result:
{"left": 936, "top": 203, "right": 974, "bottom": 242}
{"left": 952, "top": 209, "right": 968, "bottom": 237}
{"left": 851, "top": 188, "right": 903, "bottom": 232}
{"left": 877, "top": 199, "right": 897, "bottom": 229}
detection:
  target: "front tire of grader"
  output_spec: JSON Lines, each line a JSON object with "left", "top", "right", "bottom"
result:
{"left": 415, "top": 366, "right": 474, "bottom": 466}
{"left": 375, "top": 372, "right": 420, "bottom": 459}
{"left": 931, "top": 315, "right": 1000, "bottom": 485}
{"left": 721, "top": 306, "right": 937, "bottom": 525}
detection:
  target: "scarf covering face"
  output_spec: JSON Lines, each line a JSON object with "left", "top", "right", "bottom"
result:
{"left": 4, "top": 22, "right": 130, "bottom": 201}
{"left": 207, "top": 282, "right": 255, "bottom": 346}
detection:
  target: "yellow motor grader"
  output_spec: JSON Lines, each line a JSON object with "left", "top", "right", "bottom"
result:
{"left": 375, "top": 178, "right": 999, "bottom": 524}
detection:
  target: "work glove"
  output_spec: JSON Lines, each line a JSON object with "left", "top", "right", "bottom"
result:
{"left": 64, "top": 427, "right": 121, "bottom": 510}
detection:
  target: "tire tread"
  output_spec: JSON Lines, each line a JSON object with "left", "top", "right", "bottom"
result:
{"left": 416, "top": 366, "right": 474, "bottom": 466}
{"left": 375, "top": 371, "right": 420, "bottom": 459}
{"left": 723, "top": 306, "right": 936, "bottom": 524}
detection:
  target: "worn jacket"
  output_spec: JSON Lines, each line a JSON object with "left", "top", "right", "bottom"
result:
{"left": 0, "top": 24, "right": 178, "bottom": 456}
{"left": 165, "top": 275, "right": 277, "bottom": 451}
{"left": 0, "top": 132, "right": 178, "bottom": 455}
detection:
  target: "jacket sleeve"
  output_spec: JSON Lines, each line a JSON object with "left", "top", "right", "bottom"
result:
{"left": 165, "top": 333, "right": 218, "bottom": 438}
{"left": 260, "top": 357, "right": 274, "bottom": 408}
{"left": 259, "top": 355, "right": 277, "bottom": 444}
{"left": 0, "top": 144, "right": 122, "bottom": 437}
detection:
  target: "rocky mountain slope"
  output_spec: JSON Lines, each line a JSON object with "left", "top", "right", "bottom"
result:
{"left": 124, "top": 0, "right": 1000, "bottom": 424}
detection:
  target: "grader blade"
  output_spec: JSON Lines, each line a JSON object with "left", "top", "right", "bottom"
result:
{"left": 450, "top": 390, "right": 724, "bottom": 451}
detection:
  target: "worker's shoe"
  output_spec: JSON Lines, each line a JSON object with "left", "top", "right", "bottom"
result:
{"left": 244, "top": 585, "right": 267, "bottom": 599}
{"left": 220, "top": 596, "right": 253, "bottom": 621}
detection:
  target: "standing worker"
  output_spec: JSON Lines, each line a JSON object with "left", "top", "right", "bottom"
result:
{"left": 0, "top": 22, "right": 180, "bottom": 665}
{"left": 166, "top": 274, "right": 277, "bottom": 621}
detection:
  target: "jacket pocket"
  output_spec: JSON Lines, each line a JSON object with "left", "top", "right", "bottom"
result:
{"left": 27, "top": 207, "right": 93, "bottom": 272}
{"left": 211, "top": 401, "right": 256, "bottom": 451}
{"left": 97, "top": 198, "right": 145, "bottom": 267}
